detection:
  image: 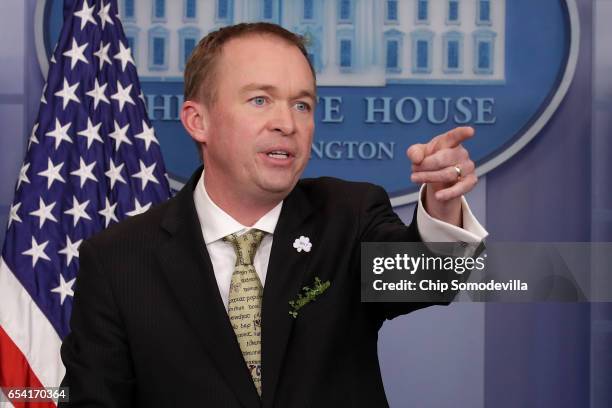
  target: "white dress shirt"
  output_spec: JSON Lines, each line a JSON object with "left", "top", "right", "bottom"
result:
{"left": 193, "top": 172, "right": 488, "bottom": 310}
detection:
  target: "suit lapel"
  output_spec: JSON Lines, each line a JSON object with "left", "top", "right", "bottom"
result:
{"left": 156, "top": 169, "right": 261, "bottom": 408}
{"left": 261, "top": 185, "right": 317, "bottom": 407}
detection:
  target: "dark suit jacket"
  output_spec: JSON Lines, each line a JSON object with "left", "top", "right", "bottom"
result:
{"left": 59, "top": 168, "right": 441, "bottom": 407}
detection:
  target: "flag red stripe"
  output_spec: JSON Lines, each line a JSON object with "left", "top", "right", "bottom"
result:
{"left": 0, "top": 325, "right": 57, "bottom": 408}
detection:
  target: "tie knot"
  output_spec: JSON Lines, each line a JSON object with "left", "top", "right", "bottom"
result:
{"left": 224, "top": 229, "right": 265, "bottom": 266}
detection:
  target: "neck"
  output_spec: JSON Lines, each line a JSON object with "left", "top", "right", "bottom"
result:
{"left": 202, "top": 172, "right": 282, "bottom": 227}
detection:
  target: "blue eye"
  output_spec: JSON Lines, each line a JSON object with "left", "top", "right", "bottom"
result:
{"left": 295, "top": 102, "right": 311, "bottom": 112}
{"left": 251, "top": 97, "right": 266, "bottom": 106}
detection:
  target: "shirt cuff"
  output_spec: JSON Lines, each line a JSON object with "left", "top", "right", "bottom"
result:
{"left": 416, "top": 185, "right": 488, "bottom": 244}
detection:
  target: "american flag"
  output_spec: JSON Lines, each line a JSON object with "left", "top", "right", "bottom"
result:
{"left": 0, "top": 0, "right": 170, "bottom": 406}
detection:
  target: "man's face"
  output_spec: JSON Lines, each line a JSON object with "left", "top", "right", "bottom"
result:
{"left": 201, "top": 34, "right": 316, "bottom": 203}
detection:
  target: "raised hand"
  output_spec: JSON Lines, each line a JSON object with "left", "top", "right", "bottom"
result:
{"left": 407, "top": 126, "right": 477, "bottom": 226}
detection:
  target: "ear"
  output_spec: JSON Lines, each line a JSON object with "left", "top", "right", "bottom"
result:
{"left": 180, "top": 100, "right": 210, "bottom": 144}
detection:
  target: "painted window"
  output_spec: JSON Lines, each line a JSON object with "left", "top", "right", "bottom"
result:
{"left": 417, "top": 0, "right": 428, "bottom": 22}
{"left": 217, "top": 0, "right": 234, "bottom": 21}
{"left": 340, "top": 39, "right": 352, "bottom": 67}
{"left": 477, "top": 0, "right": 491, "bottom": 24}
{"left": 448, "top": 0, "right": 459, "bottom": 22}
{"left": 264, "top": 0, "right": 273, "bottom": 19}
{"left": 124, "top": 0, "right": 135, "bottom": 20}
{"left": 448, "top": 41, "right": 459, "bottom": 68}
{"left": 473, "top": 29, "right": 495, "bottom": 74}
{"left": 338, "top": 0, "right": 352, "bottom": 22}
{"left": 384, "top": 29, "right": 404, "bottom": 72}
{"left": 179, "top": 27, "right": 200, "bottom": 70}
{"left": 443, "top": 31, "right": 463, "bottom": 73}
{"left": 184, "top": 39, "right": 196, "bottom": 63}
{"left": 417, "top": 41, "right": 428, "bottom": 68}
{"left": 386, "top": 40, "right": 399, "bottom": 69}
{"left": 154, "top": 0, "right": 165, "bottom": 19}
{"left": 218, "top": 0, "right": 228, "bottom": 18}
{"left": 153, "top": 38, "right": 165, "bottom": 66}
{"left": 185, "top": 0, "right": 196, "bottom": 19}
{"left": 148, "top": 26, "right": 169, "bottom": 71}
{"left": 478, "top": 41, "right": 490, "bottom": 69}
{"left": 411, "top": 29, "right": 433, "bottom": 73}
{"left": 386, "top": 0, "right": 398, "bottom": 22}
{"left": 304, "top": 0, "right": 314, "bottom": 20}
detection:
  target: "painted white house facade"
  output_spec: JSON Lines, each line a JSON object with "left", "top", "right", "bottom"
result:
{"left": 119, "top": 0, "right": 505, "bottom": 85}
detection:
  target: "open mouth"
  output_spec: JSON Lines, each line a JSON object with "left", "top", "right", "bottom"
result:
{"left": 266, "top": 150, "right": 292, "bottom": 159}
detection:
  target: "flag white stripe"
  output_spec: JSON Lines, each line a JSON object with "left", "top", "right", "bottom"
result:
{"left": 0, "top": 257, "right": 64, "bottom": 388}
{"left": 0, "top": 389, "right": 15, "bottom": 407}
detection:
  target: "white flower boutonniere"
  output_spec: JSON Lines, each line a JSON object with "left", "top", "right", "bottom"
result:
{"left": 293, "top": 236, "right": 312, "bottom": 253}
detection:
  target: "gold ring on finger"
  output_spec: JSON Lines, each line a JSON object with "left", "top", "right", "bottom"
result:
{"left": 454, "top": 165, "right": 462, "bottom": 180}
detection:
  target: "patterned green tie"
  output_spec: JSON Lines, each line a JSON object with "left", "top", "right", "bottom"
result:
{"left": 223, "top": 229, "right": 265, "bottom": 396}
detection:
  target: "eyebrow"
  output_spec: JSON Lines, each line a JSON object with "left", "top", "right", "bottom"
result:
{"left": 240, "top": 83, "right": 317, "bottom": 102}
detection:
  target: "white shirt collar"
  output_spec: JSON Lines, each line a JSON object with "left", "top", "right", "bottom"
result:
{"left": 193, "top": 170, "right": 283, "bottom": 244}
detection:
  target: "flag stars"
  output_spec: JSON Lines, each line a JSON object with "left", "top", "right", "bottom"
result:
{"left": 108, "top": 121, "right": 132, "bottom": 151}
{"left": 126, "top": 198, "right": 152, "bottom": 217}
{"left": 105, "top": 159, "right": 127, "bottom": 189}
{"left": 64, "top": 196, "right": 92, "bottom": 226}
{"left": 6, "top": 0, "right": 171, "bottom": 324}
{"left": 111, "top": 81, "right": 135, "bottom": 112}
{"left": 85, "top": 79, "right": 110, "bottom": 110}
{"left": 73, "top": 0, "right": 97, "bottom": 30}
{"left": 7, "top": 0, "right": 171, "bottom": 303}
{"left": 28, "top": 123, "right": 39, "bottom": 150}
{"left": 41, "top": 83, "right": 47, "bottom": 104}
{"left": 62, "top": 39, "right": 89, "bottom": 70}
{"left": 38, "top": 158, "right": 66, "bottom": 189}
{"left": 58, "top": 236, "right": 82, "bottom": 266}
{"left": 134, "top": 121, "right": 159, "bottom": 151}
{"left": 98, "top": 1, "right": 114, "bottom": 29}
{"left": 77, "top": 118, "right": 103, "bottom": 149}
{"left": 8, "top": 202, "right": 22, "bottom": 228}
{"left": 17, "top": 162, "right": 30, "bottom": 189}
{"left": 29, "top": 198, "right": 59, "bottom": 228}
{"left": 70, "top": 158, "right": 98, "bottom": 188}
{"left": 132, "top": 160, "right": 160, "bottom": 190}
{"left": 50, "top": 274, "right": 76, "bottom": 305}
{"left": 22, "top": 237, "right": 51, "bottom": 267}
{"left": 98, "top": 198, "right": 118, "bottom": 227}
{"left": 113, "top": 42, "right": 135, "bottom": 72}
{"left": 94, "top": 41, "right": 112, "bottom": 69}
{"left": 54, "top": 79, "right": 80, "bottom": 110}
{"left": 45, "top": 119, "right": 73, "bottom": 149}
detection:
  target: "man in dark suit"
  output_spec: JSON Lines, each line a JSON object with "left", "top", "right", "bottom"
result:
{"left": 60, "top": 23, "right": 486, "bottom": 407}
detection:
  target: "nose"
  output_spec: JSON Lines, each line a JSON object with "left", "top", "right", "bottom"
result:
{"left": 269, "top": 103, "right": 296, "bottom": 136}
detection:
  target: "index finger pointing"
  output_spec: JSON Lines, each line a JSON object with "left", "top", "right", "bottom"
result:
{"left": 436, "top": 126, "right": 475, "bottom": 150}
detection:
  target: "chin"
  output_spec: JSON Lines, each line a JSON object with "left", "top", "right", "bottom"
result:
{"left": 254, "top": 169, "right": 296, "bottom": 189}
{"left": 262, "top": 183, "right": 294, "bottom": 196}
{"left": 258, "top": 179, "right": 298, "bottom": 197}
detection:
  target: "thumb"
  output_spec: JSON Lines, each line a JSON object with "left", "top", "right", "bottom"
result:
{"left": 406, "top": 143, "right": 426, "bottom": 165}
